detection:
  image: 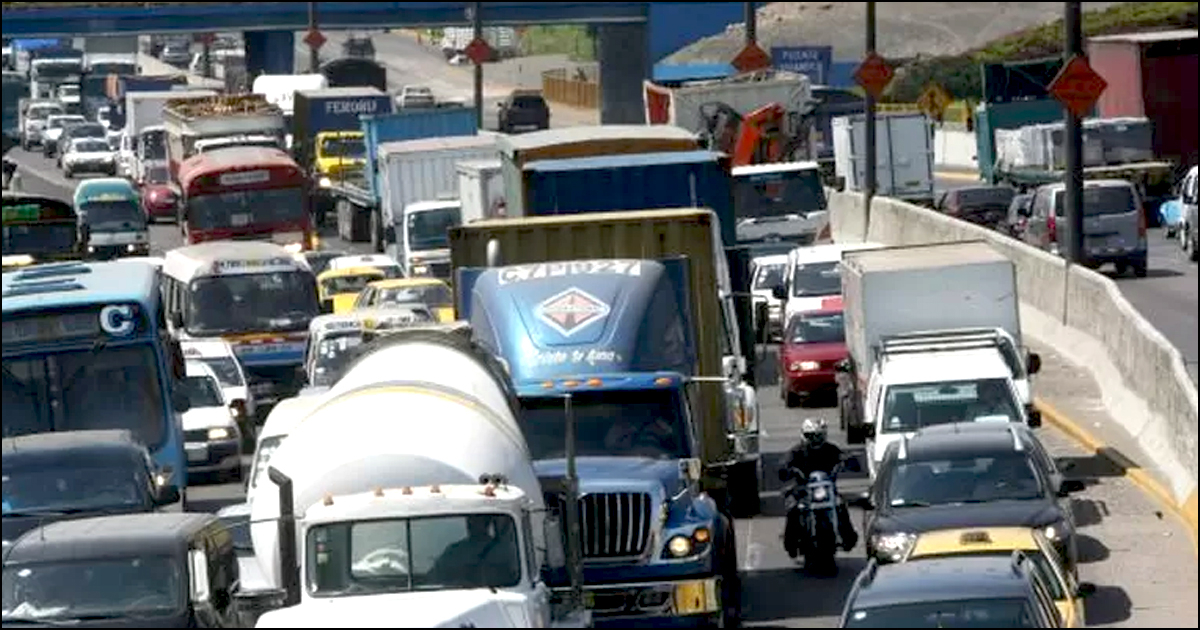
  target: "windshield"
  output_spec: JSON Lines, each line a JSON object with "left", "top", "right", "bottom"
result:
{"left": 187, "top": 271, "right": 318, "bottom": 337}
{"left": 310, "top": 333, "right": 363, "bottom": 388}
{"left": 844, "top": 598, "right": 1039, "bottom": 628}
{"left": 321, "top": 273, "right": 380, "bottom": 296}
{"left": 57, "top": 85, "right": 80, "bottom": 97}
{"left": 250, "top": 435, "right": 285, "bottom": 490}
{"left": 2, "top": 464, "right": 149, "bottom": 515}
{"left": 887, "top": 453, "right": 1045, "bottom": 506}
{"left": 73, "top": 140, "right": 110, "bottom": 153}
{"left": 2, "top": 344, "right": 167, "bottom": 448}
{"left": 31, "top": 62, "right": 82, "bottom": 79}
{"left": 880, "top": 378, "right": 1020, "bottom": 434}
{"left": 790, "top": 260, "right": 840, "bottom": 297}
{"left": 303, "top": 252, "right": 342, "bottom": 277}
{"left": 307, "top": 513, "right": 522, "bottom": 596}
{"left": 406, "top": 207, "right": 461, "bottom": 251}
{"left": 141, "top": 129, "right": 167, "bottom": 160}
{"left": 787, "top": 311, "right": 845, "bottom": 344}
{"left": 144, "top": 165, "right": 171, "bottom": 185}
{"left": 753, "top": 263, "right": 784, "bottom": 291}
{"left": 958, "top": 187, "right": 1015, "bottom": 209}
{"left": 319, "top": 136, "right": 366, "bottom": 160}
{"left": 734, "top": 168, "right": 827, "bottom": 220}
{"left": 182, "top": 374, "right": 223, "bottom": 408}
{"left": 519, "top": 389, "right": 690, "bottom": 460}
{"left": 378, "top": 284, "right": 452, "bottom": 308}
{"left": 2, "top": 556, "right": 184, "bottom": 622}
{"left": 917, "top": 552, "right": 1065, "bottom": 600}
{"left": 89, "top": 63, "right": 137, "bottom": 77}
{"left": 2, "top": 223, "right": 77, "bottom": 256}
{"left": 187, "top": 187, "right": 305, "bottom": 231}
{"left": 69, "top": 125, "right": 106, "bottom": 139}
{"left": 28, "top": 105, "right": 63, "bottom": 120}
{"left": 79, "top": 199, "right": 144, "bottom": 231}
{"left": 200, "top": 357, "right": 243, "bottom": 388}
{"left": 49, "top": 117, "right": 85, "bottom": 129}
{"left": 1053, "top": 186, "right": 1137, "bottom": 217}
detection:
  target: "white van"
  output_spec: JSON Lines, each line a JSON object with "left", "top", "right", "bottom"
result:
{"left": 778, "top": 242, "right": 884, "bottom": 328}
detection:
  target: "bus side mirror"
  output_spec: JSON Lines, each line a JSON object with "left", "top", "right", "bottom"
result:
{"left": 320, "top": 299, "right": 335, "bottom": 314}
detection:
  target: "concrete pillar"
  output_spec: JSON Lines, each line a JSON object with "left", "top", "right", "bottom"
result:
{"left": 597, "top": 23, "right": 650, "bottom": 125}
{"left": 244, "top": 30, "right": 296, "bottom": 80}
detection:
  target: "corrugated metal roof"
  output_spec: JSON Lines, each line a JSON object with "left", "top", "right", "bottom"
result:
{"left": 1090, "top": 29, "right": 1198, "bottom": 44}
{"left": 523, "top": 150, "right": 725, "bottom": 173}
{"left": 498, "top": 125, "right": 698, "bottom": 155}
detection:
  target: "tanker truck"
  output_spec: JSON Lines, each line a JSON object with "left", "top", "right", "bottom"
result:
{"left": 241, "top": 326, "right": 590, "bottom": 628}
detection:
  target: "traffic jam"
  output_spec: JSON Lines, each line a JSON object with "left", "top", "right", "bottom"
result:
{"left": 1, "top": 32, "right": 1153, "bottom": 630}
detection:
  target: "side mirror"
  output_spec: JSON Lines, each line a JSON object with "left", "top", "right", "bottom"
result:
{"left": 771, "top": 284, "right": 787, "bottom": 301}
{"left": 188, "top": 549, "right": 211, "bottom": 604}
{"left": 542, "top": 515, "right": 567, "bottom": 571}
{"left": 1058, "top": 479, "right": 1087, "bottom": 496}
{"left": 233, "top": 588, "right": 288, "bottom": 628}
{"left": 1026, "top": 352, "right": 1042, "bottom": 375}
{"left": 1076, "top": 582, "right": 1097, "bottom": 598}
{"left": 848, "top": 492, "right": 874, "bottom": 510}
{"left": 171, "top": 389, "right": 191, "bottom": 414}
{"left": 834, "top": 176, "right": 846, "bottom": 192}
{"left": 1027, "top": 409, "right": 1042, "bottom": 429}
{"left": 155, "top": 484, "right": 181, "bottom": 507}
{"left": 721, "top": 355, "right": 739, "bottom": 378}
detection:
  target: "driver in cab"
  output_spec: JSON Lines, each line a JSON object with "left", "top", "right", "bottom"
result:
{"left": 428, "top": 515, "right": 519, "bottom": 588}
{"left": 604, "top": 415, "right": 677, "bottom": 455}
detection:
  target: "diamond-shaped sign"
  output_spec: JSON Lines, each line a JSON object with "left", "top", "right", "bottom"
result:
{"left": 732, "top": 43, "right": 772, "bottom": 73}
{"left": 854, "top": 52, "right": 893, "bottom": 99}
{"left": 303, "top": 29, "right": 327, "bottom": 50}
{"left": 1048, "top": 55, "right": 1108, "bottom": 118}
{"left": 918, "top": 83, "right": 953, "bottom": 122}
{"left": 196, "top": 33, "right": 216, "bottom": 45}
{"left": 463, "top": 37, "right": 494, "bottom": 65}
{"left": 536, "top": 287, "right": 611, "bottom": 337}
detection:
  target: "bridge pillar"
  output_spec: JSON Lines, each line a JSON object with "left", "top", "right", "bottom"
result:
{"left": 597, "top": 22, "right": 650, "bottom": 125}
{"left": 243, "top": 30, "right": 296, "bottom": 81}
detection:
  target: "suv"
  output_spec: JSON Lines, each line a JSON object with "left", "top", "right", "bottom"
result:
{"left": 497, "top": 89, "right": 550, "bottom": 133}
{"left": 56, "top": 122, "right": 108, "bottom": 168}
{"left": 342, "top": 35, "right": 376, "bottom": 60}
{"left": 396, "top": 85, "right": 435, "bottom": 109}
{"left": 856, "top": 422, "right": 1083, "bottom": 576}
{"left": 934, "top": 185, "right": 1016, "bottom": 231}
{"left": 1021, "top": 179, "right": 1148, "bottom": 276}
{"left": 839, "top": 555, "right": 1064, "bottom": 627}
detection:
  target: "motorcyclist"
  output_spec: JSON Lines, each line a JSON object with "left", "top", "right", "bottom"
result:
{"left": 779, "top": 418, "right": 859, "bottom": 557}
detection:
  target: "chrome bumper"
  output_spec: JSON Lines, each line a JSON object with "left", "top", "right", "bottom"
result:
{"left": 553, "top": 577, "right": 722, "bottom": 620}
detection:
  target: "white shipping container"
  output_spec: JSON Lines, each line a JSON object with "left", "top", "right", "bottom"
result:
{"left": 457, "top": 158, "right": 505, "bottom": 223}
{"left": 840, "top": 241, "right": 1021, "bottom": 377}
{"left": 643, "top": 70, "right": 813, "bottom": 134}
{"left": 832, "top": 112, "right": 934, "bottom": 203}
{"left": 377, "top": 132, "right": 501, "bottom": 229}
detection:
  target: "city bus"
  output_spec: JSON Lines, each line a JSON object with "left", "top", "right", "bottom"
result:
{"left": 3, "top": 192, "right": 85, "bottom": 270}
{"left": 161, "top": 241, "right": 319, "bottom": 412}
{"left": 1, "top": 259, "right": 190, "bottom": 507}
{"left": 176, "top": 146, "right": 315, "bottom": 253}
{"left": 72, "top": 177, "right": 150, "bottom": 260}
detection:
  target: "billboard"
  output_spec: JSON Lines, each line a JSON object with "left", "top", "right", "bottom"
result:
{"left": 771, "top": 46, "right": 833, "bottom": 85}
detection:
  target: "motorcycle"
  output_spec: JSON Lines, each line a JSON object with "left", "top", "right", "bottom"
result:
{"left": 782, "top": 460, "right": 849, "bottom": 574}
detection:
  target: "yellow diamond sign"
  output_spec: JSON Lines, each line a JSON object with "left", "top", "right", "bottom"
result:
{"left": 918, "top": 83, "right": 953, "bottom": 122}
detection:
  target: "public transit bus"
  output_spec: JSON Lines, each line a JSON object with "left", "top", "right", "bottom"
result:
{"left": 161, "top": 241, "right": 319, "bottom": 409}
{"left": 1, "top": 259, "right": 189, "bottom": 507}
{"left": 2, "top": 192, "right": 84, "bottom": 270}
{"left": 176, "top": 146, "right": 315, "bottom": 253}
{"left": 72, "top": 177, "right": 150, "bottom": 260}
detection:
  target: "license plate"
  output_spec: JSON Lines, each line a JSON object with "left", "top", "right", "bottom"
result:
{"left": 186, "top": 444, "right": 207, "bottom": 463}
{"left": 673, "top": 581, "right": 715, "bottom": 615}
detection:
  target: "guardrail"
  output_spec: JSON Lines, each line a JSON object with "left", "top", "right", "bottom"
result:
{"left": 541, "top": 67, "right": 598, "bottom": 109}
{"left": 827, "top": 189, "right": 1199, "bottom": 536}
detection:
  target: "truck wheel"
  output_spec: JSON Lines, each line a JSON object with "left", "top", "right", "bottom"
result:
{"left": 729, "top": 461, "right": 761, "bottom": 518}
{"left": 706, "top": 521, "right": 742, "bottom": 628}
{"left": 785, "top": 391, "right": 801, "bottom": 408}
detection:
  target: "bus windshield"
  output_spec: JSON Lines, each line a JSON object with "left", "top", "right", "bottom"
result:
{"left": 79, "top": 199, "right": 144, "bottom": 231}
{"left": 187, "top": 187, "right": 305, "bottom": 231}
{"left": 2, "top": 344, "right": 167, "bottom": 448}
{"left": 187, "top": 271, "right": 318, "bottom": 337}
{"left": 319, "top": 136, "right": 366, "bottom": 160}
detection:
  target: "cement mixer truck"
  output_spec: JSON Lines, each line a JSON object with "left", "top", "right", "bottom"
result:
{"left": 239, "top": 326, "right": 590, "bottom": 628}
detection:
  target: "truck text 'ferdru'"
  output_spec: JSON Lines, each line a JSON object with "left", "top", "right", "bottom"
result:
{"left": 325, "top": 99, "right": 383, "bottom": 115}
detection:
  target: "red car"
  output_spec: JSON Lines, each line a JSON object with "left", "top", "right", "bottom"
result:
{"left": 779, "top": 298, "right": 848, "bottom": 408}
{"left": 139, "top": 163, "right": 180, "bottom": 223}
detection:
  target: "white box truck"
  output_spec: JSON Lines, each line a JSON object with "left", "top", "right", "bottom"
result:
{"left": 457, "top": 158, "right": 506, "bottom": 223}
{"left": 832, "top": 112, "right": 935, "bottom": 206}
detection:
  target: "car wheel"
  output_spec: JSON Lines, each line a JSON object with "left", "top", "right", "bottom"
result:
{"left": 1132, "top": 260, "right": 1148, "bottom": 278}
{"left": 785, "top": 391, "right": 801, "bottom": 408}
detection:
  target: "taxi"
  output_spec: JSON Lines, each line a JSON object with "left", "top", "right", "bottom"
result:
{"left": 316, "top": 266, "right": 386, "bottom": 314}
{"left": 904, "top": 527, "right": 1094, "bottom": 627}
{"left": 354, "top": 305, "right": 436, "bottom": 337}
{"left": 352, "top": 277, "right": 455, "bottom": 323}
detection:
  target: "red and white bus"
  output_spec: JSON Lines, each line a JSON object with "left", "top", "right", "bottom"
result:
{"left": 177, "top": 146, "right": 316, "bottom": 252}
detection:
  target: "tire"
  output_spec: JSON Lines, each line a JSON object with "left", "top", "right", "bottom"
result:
{"left": 729, "top": 460, "right": 761, "bottom": 518}
{"left": 1114, "top": 261, "right": 1128, "bottom": 276}
{"left": 784, "top": 391, "right": 801, "bottom": 408}
{"left": 804, "top": 513, "right": 838, "bottom": 576}
{"left": 705, "top": 520, "right": 742, "bottom": 628}
{"left": 1131, "top": 258, "right": 1148, "bottom": 278}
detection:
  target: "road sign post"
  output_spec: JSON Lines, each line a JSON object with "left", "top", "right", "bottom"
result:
{"left": 918, "top": 83, "right": 953, "bottom": 124}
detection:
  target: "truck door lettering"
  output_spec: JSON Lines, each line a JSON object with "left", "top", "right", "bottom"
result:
{"left": 497, "top": 260, "right": 643, "bottom": 285}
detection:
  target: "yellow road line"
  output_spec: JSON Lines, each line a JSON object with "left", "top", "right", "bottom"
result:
{"left": 1035, "top": 396, "right": 1198, "bottom": 556}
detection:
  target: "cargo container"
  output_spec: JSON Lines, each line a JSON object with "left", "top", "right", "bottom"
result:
{"left": 1088, "top": 29, "right": 1198, "bottom": 167}
{"left": 498, "top": 125, "right": 701, "bottom": 219}
{"left": 517, "top": 150, "right": 737, "bottom": 244}
{"left": 456, "top": 158, "right": 504, "bottom": 223}
{"left": 832, "top": 112, "right": 935, "bottom": 206}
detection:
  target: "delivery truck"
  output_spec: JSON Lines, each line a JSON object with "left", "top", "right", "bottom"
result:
{"left": 457, "top": 158, "right": 506, "bottom": 222}
{"left": 162, "top": 93, "right": 286, "bottom": 177}
{"left": 832, "top": 111, "right": 935, "bottom": 206}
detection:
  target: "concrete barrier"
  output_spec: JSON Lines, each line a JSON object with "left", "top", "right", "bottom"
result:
{"left": 830, "top": 189, "right": 1199, "bottom": 531}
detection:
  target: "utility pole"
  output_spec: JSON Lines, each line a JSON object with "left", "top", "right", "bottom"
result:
{"left": 745, "top": 1, "right": 757, "bottom": 45}
{"left": 472, "top": 2, "right": 484, "bottom": 129}
{"left": 1063, "top": 2, "right": 1084, "bottom": 264}
{"left": 308, "top": 2, "right": 321, "bottom": 73}
{"left": 864, "top": 2, "right": 878, "bottom": 232}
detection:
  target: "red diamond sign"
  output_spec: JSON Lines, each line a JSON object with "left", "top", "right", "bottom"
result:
{"left": 731, "top": 43, "right": 771, "bottom": 73}
{"left": 1048, "top": 55, "right": 1108, "bottom": 118}
{"left": 463, "top": 37, "right": 494, "bottom": 65}
{"left": 303, "top": 29, "right": 327, "bottom": 50}
{"left": 854, "top": 52, "right": 893, "bottom": 99}
{"left": 196, "top": 33, "right": 216, "bottom": 45}
{"left": 536, "top": 287, "right": 611, "bottom": 337}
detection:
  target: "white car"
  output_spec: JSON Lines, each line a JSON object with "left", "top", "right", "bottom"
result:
{"left": 41, "top": 114, "right": 87, "bottom": 149}
{"left": 61, "top": 137, "right": 117, "bottom": 178}
{"left": 181, "top": 361, "right": 243, "bottom": 482}
{"left": 182, "top": 338, "right": 257, "bottom": 423}
{"left": 397, "top": 85, "right": 436, "bottom": 109}
{"left": 327, "top": 253, "right": 404, "bottom": 278}
{"left": 750, "top": 254, "right": 788, "bottom": 341}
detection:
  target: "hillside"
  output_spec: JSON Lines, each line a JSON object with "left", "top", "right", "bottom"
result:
{"left": 666, "top": 2, "right": 1126, "bottom": 63}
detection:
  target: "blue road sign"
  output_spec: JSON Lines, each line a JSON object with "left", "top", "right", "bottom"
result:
{"left": 771, "top": 46, "right": 833, "bottom": 85}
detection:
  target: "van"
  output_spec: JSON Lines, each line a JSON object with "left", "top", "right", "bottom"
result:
{"left": 1025, "top": 179, "right": 1148, "bottom": 276}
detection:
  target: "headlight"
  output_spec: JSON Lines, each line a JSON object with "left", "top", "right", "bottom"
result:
{"left": 283, "top": 242, "right": 303, "bottom": 254}
{"left": 667, "top": 535, "right": 693, "bottom": 558}
{"left": 88, "top": 246, "right": 96, "bottom": 253}
{"left": 126, "top": 244, "right": 136, "bottom": 252}
{"left": 871, "top": 532, "right": 916, "bottom": 562}
{"left": 207, "top": 427, "right": 232, "bottom": 440}
{"left": 1043, "top": 522, "right": 1070, "bottom": 542}
{"left": 412, "top": 265, "right": 429, "bottom": 275}
{"left": 318, "top": 177, "right": 332, "bottom": 188}
{"left": 812, "top": 486, "right": 829, "bottom": 502}
{"left": 789, "top": 361, "right": 820, "bottom": 372}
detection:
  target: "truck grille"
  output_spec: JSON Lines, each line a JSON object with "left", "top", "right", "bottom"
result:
{"left": 548, "top": 492, "right": 653, "bottom": 560}
{"left": 184, "top": 429, "right": 209, "bottom": 442}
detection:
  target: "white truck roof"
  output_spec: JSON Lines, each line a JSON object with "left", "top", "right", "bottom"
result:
{"left": 163, "top": 241, "right": 310, "bottom": 281}
{"left": 842, "top": 241, "right": 1008, "bottom": 274}
{"left": 303, "top": 484, "right": 530, "bottom": 525}
{"left": 792, "top": 241, "right": 884, "bottom": 264}
{"left": 881, "top": 347, "right": 1014, "bottom": 386}
{"left": 732, "top": 161, "right": 821, "bottom": 176}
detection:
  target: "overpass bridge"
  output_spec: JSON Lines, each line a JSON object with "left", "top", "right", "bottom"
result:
{"left": 1, "top": 1, "right": 760, "bottom": 123}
